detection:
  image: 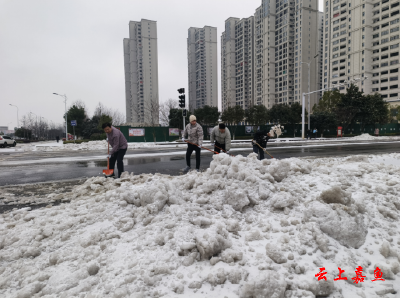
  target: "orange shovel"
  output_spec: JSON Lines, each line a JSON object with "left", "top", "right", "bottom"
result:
{"left": 103, "top": 142, "right": 114, "bottom": 176}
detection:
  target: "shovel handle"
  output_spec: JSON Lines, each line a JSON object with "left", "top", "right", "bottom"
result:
{"left": 107, "top": 141, "right": 110, "bottom": 169}
{"left": 255, "top": 142, "right": 274, "bottom": 159}
{"left": 214, "top": 144, "right": 235, "bottom": 157}
{"left": 184, "top": 140, "right": 219, "bottom": 154}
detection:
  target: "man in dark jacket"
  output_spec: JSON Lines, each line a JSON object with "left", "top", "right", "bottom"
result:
{"left": 252, "top": 129, "right": 271, "bottom": 160}
{"left": 306, "top": 129, "right": 311, "bottom": 140}
{"left": 102, "top": 123, "right": 128, "bottom": 178}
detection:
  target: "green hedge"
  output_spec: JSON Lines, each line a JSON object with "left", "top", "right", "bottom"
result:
{"left": 63, "top": 140, "right": 90, "bottom": 144}
{"left": 90, "top": 133, "right": 107, "bottom": 140}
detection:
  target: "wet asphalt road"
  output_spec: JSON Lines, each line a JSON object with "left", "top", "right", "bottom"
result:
{"left": 1, "top": 140, "right": 400, "bottom": 186}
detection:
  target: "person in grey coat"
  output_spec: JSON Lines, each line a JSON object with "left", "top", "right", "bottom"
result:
{"left": 210, "top": 123, "right": 231, "bottom": 154}
{"left": 182, "top": 115, "right": 204, "bottom": 172}
{"left": 102, "top": 123, "right": 128, "bottom": 178}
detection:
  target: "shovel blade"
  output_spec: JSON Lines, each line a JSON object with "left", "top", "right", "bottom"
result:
{"left": 103, "top": 169, "right": 114, "bottom": 176}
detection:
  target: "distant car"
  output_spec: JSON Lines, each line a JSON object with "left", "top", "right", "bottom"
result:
{"left": 0, "top": 136, "right": 17, "bottom": 148}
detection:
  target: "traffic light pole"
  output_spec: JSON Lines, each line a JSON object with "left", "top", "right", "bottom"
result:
{"left": 183, "top": 111, "right": 185, "bottom": 132}
{"left": 178, "top": 88, "right": 186, "bottom": 134}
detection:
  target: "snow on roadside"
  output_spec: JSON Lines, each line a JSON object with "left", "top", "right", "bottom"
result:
{"left": 12, "top": 140, "right": 188, "bottom": 152}
{"left": 1, "top": 153, "right": 400, "bottom": 297}
{"left": 351, "top": 133, "right": 400, "bottom": 141}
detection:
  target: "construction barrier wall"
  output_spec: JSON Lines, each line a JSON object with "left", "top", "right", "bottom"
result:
{"left": 115, "top": 123, "right": 400, "bottom": 142}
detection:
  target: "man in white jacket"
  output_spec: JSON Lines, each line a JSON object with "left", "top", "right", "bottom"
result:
{"left": 182, "top": 115, "right": 204, "bottom": 172}
{"left": 210, "top": 123, "right": 231, "bottom": 154}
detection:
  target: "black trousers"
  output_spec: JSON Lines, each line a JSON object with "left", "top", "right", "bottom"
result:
{"left": 186, "top": 143, "right": 201, "bottom": 169}
{"left": 214, "top": 141, "right": 226, "bottom": 154}
{"left": 109, "top": 148, "right": 127, "bottom": 178}
{"left": 253, "top": 145, "right": 265, "bottom": 160}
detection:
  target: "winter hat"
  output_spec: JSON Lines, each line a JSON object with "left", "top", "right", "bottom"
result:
{"left": 189, "top": 115, "right": 197, "bottom": 122}
{"left": 219, "top": 123, "right": 226, "bottom": 129}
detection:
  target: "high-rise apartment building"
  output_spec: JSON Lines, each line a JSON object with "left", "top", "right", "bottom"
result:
{"left": 187, "top": 26, "right": 218, "bottom": 111}
{"left": 221, "top": 17, "right": 254, "bottom": 111}
{"left": 324, "top": 0, "right": 400, "bottom": 103}
{"left": 221, "top": 0, "right": 323, "bottom": 112}
{"left": 123, "top": 19, "right": 159, "bottom": 126}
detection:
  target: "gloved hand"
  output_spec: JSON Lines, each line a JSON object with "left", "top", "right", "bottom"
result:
{"left": 107, "top": 154, "right": 112, "bottom": 159}
{"left": 226, "top": 150, "right": 230, "bottom": 154}
{"left": 252, "top": 140, "right": 257, "bottom": 144}
{"left": 198, "top": 145, "right": 202, "bottom": 149}
{"left": 210, "top": 142, "right": 215, "bottom": 146}
{"left": 181, "top": 138, "right": 185, "bottom": 142}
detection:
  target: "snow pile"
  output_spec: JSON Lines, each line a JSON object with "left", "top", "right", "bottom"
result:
{"left": 351, "top": 134, "right": 380, "bottom": 141}
{"left": 1, "top": 153, "right": 400, "bottom": 297}
{"left": 351, "top": 133, "right": 400, "bottom": 141}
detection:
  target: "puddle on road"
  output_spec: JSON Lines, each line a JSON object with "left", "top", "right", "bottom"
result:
{"left": 75, "top": 156, "right": 183, "bottom": 168}
{"left": 77, "top": 161, "right": 107, "bottom": 167}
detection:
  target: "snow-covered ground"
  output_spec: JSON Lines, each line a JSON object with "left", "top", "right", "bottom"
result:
{"left": 1, "top": 153, "right": 400, "bottom": 297}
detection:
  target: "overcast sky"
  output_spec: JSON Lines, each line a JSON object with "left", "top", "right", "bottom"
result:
{"left": 0, "top": 0, "right": 324, "bottom": 130}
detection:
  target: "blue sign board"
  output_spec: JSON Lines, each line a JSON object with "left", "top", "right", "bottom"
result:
{"left": 71, "top": 120, "right": 77, "bottom": 126}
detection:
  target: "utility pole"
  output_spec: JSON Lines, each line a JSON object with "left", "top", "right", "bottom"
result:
{"left": 53, "top": 93, "right": 68, "bottom": 140}
{"left": 301, "top": 54, "right": 319, "bottom": 130}
{"left": 9, "top": 104, "right": 19, "bottom": 128}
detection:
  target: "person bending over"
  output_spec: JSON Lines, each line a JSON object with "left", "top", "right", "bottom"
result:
{"left": 210, "top": 123, "right": 231, "bottom": 154}
{"left": 102, "top": 123, "right": 128, "bottom": 178}
{"left": 252, "top": 129, "right": 271, "bottom": 160}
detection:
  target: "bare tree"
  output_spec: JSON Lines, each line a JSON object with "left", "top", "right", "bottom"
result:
{"left": 93, "top": 102, "right": 126, "bottom": 125}
{"left": 144, "top": 94, "right": 160, "bottom": 142}
{"left": 94, "top": 102, "right": 110, "bottom": 117}
{"left": 159, "top": 98, "right": 178, "bottom": 126}
{"left": 71, "top": 99, "right": 87, "bottom": 110}
{"left": 108, "top": 109, "right": 126, "bottom": 125}
{"left": 18, "top": 113, "right": 63, "bottom": 140}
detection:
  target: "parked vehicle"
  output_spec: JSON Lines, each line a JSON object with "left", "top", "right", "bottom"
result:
{"left": 0, "top": 136, "right": 17, "bottom": 148}
{"left": 62, "top": 133, "right": 75, "bottom": 141}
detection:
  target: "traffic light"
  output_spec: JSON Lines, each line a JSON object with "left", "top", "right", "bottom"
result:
{"left": 182, "top": 109, "right": 187, "bottom": 117}
{"left": 179, "top": 94, "right": 185, "bottom": 108}
{"left": 178, "top": 88, "right": 185, "bottom": 94}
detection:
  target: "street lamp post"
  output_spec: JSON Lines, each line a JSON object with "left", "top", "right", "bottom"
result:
{"left": 30, "top": 112, "right": 38, "bottom": 140}
{"left": 53, "top": 93, "right": 68, "bottom": 140}
{"left": 301, "top": 54, "right": 319, "bottom": 131}
{"left": 301, "top": 77, "right": 368, "bottom": 139}
{"left": 9, "top": 104, "right": 19, "bottom": 128}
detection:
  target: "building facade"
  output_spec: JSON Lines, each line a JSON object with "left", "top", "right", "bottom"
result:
{"left": 221, "top": 17, "right": 255, "bottom": 111}
{"left": 187, "top": 26, "right": 218, "bottom": 111}
{"left": 324, "top": 0, "right": 400, "bottom": 104}
{"left": 221, "top": 0, "right": 323, "bottom": 112}
{"left": 123, "top": 19, "right": 159, "bottom": 126}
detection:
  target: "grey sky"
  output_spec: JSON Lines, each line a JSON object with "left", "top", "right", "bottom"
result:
{"left": 0, "top": 0, "right": 323, "bottom": 130}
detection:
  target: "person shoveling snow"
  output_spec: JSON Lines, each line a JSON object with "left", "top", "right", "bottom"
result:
{"left": 252, "top": 129, "right": 272, "bottom": 160}
{"left": 182, "top": 115, "right": 204, "bottom": 172}
{"left": 103, "top": 122, "right": 128, "bottom": 178}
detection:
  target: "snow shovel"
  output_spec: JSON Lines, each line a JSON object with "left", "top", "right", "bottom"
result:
{"left": 214, "top": 144, "right": 235, "bottom": 157}
{"left": 103, "top": 142, "right": 114, "bottom": 176}
{"left": 255, "top": 142, "right": 274, "bottom": 159}
{"left": 184, "top": 140, "right": 219, "bottom": 154}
